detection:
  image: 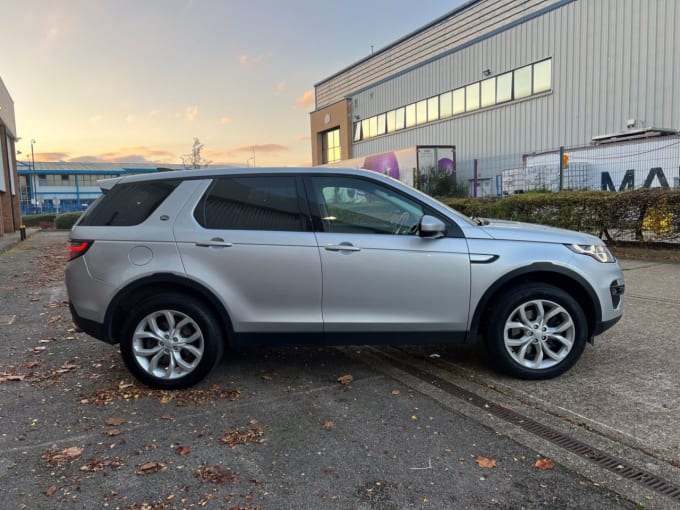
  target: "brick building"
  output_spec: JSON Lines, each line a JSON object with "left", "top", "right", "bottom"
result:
{"left": 0, "top": 76, "right": 20, "bottom": 236}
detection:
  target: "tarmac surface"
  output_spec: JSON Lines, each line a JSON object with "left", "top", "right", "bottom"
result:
{"left": 0, "top": 230, "right": 678, "bottom": 509}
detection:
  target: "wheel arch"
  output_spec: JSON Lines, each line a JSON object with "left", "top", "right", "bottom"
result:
{"left": 469, "top": 263, "right": 600, "bottom": 342}
{"left": 104, "top": 273, "right": 234, "bottom": 344}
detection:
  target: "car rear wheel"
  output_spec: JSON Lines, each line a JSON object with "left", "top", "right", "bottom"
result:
{"left": 485, "top": 283, "right": 588, "bottom": 379}
{"left": 120, "top": 294, "right": 224, "bottom": 389}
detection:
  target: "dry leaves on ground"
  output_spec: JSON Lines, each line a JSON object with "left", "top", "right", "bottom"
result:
{"left": 475, "top": 455, "right": 497, "bottom": 469}
{"left": 84, "top": 382, "right": 240, "bottom": 406}
{"left": 105, "top": 417, "right": 126, "bottom": 427}
{"left": 337, "top": 374, "right": 353, "bottom": 385}
{"left": 219, "top": 426, "right": 265, "bottom": 448}
{"left": 80, "top": 456, "right": 125, "bottom": 472}
{"left": 534, "top": 458, "right": 556, "bottom": 470}
{"left": 42, "top": 446, "right": 84, "bottom": 466}
{"left": 135, "top": 461, "right": 166, "bottom": 475}
{"left": 195, "top": 465, "right": 238, "bottom": 484}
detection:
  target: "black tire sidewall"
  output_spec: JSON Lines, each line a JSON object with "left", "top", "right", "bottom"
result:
{"left": 120, "top": 294, "right": 224, "bottom": 389}
{"left": 485, "top": 283, "right": 588, "bottom": 380}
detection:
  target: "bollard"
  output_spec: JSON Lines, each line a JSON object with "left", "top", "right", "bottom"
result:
{"left": 19, "top": 224, "right": 26, "bottom": 241}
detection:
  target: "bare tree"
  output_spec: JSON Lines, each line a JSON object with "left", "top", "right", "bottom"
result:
{"left": 182, "top": 138, "right": 212, "bottom": 169}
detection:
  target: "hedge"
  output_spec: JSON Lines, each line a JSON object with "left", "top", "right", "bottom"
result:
{"left": 21, "top": 214, "right": 57, "bottom": 227}
{"left": 443, "top": 188, "right": 680, "bottom": 243}
{"left": 54, "top": 212, "right": 83, "bottom": 230}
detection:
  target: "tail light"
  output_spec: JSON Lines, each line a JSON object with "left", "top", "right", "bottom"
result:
{"left": 68, "top": 240, "right": 93, "bottom": 261}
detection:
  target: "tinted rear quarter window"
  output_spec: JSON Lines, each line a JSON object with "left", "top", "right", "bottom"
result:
{"left": 194, "top": 176, "right": 304, "bottom": 231}
{"left": 79, "top": 180, "right": 180, "bottom": 226}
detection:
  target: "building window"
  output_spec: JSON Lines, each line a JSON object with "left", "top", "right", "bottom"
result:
{"left": 480, "top": 77, "right": 496, "bottom": 108}
{"left": 427, "top": 96, "right": 439, "bottom": 122}
{"left": 453, "top": 88, "right": 465, "bottom": 115}
{"left": 321, "top": 128, "right": 341, "bottom": 164}
{"left": 513, "top": 65, "right": 533, "bottom": 99}
{"left": 465, "top": 83, "right": 480, "bottom": 111}
{"left": 395, "top": 107, "right": 405, "bottom": 130}
{"left": 439, "top": 91, "right": 453, "bottom": 118}
{"left": 533, "top": 59, "right": 552, "bottom": 93}
{"left": 496, "top": 72, "right": 513, "bottom": 103}
{"left": 350, "top": 58, "right": 552, "bottom": 142}
{"left": 377, "top": 113, "right": 386, "bottom": 135}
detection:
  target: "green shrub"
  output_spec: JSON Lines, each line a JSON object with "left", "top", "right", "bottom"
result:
{"left": 443, "top": 188, "right": 680, "bottom": 243}
{"left": 21, "top": 214, "right": 56, "bottom": 227}
{"left": 54, "top": 212, "right": 83, "bottom": 230}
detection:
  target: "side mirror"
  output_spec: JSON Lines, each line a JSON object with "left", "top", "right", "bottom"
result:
{"left": 419, "top": 215, "right": 446, "bottom": 239}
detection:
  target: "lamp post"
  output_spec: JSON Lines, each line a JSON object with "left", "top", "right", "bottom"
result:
{"left": 30, "top": 139, "right": 36, "bottom": 208}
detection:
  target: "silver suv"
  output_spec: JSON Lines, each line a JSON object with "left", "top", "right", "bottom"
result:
{"left": 65, "top": 168, "right": 624, "bottom": 389}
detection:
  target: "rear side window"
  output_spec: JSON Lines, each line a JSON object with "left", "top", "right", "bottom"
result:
{"left": 78, "top": 180, "right": 180, "bottom": 226}
{"left": 194, "top": 176, "right": 304, "bottom": 231}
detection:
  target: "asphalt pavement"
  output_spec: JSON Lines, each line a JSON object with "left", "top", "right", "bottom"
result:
{"left": 0, "top": 231, "right": 676, "bottom": 509}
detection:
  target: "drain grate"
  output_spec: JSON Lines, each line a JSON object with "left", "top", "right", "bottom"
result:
{"left": 377, "top": 351, "right": 680, "bottom": 503}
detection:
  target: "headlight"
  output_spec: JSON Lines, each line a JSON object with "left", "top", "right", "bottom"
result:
{"left": 566, "top": 243, "right": 616, "bottom": 263}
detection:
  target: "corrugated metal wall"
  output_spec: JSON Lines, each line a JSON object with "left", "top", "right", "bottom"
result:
{"left": 345, "top": 0, "right": 680, "bottom": 191}
{"left": 315, "top": 0, "right": 564, "bottom": 108}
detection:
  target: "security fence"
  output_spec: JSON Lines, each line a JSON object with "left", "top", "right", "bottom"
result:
{"left": 455, "top": 134, "right": 680, "bottom": 198}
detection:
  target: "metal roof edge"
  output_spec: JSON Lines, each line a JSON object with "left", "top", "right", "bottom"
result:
{"left": 313, "top": 0, "right": 482, "bottom": 88}
{"left": 343, "top": 0, "right": 574, "bottom": 102}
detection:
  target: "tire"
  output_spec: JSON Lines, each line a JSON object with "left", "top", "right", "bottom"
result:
{"left": 484, "top": 283, "right": 588, "bottom": 379}
{"left": 120, "top": 293, "right": 224, "bottom": 389}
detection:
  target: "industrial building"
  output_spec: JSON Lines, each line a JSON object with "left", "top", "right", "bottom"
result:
{"left": 310, "top": 0, "right": 680, "bottom": 196}
{"left": 17, "top": 162, "right": 183, "bottom": 215}
{"left": 0, "top": 77, "right": 21, "bottom": 236}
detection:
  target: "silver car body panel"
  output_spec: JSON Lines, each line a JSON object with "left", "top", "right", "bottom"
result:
{"left": 315, "top": 232, "right": 470, "bottom": 332}
{"left": 65, "top": 166, "right": 624, "bottom": 346}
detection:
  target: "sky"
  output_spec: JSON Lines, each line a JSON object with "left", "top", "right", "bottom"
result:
{"left": 2, "top": 0, "right": 467, "bottom": 167}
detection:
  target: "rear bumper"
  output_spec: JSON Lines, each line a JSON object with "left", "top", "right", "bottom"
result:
{"left": 69, "top": 302, "right": 116, "bottom": 344}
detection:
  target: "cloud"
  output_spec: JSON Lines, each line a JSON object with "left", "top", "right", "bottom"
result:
{"left": 295, "top": 135, "right": 311, "bottom": 142}
{"left": 185, "top": 107, "right": 199, "bottom": 122}
{"left": 219, "top": 116, "right": 231, "bottom": 125}
{"left": 68, "top": 146, "right": 176, "bottom": 164}
{"left": 239, "top": 53, "right": 270, "bottom": 67}
{"left": 275, "top": 81, "right": 287, "bottom": 94}
{"left": 295, "top": 90, "right": 314, "bottom": 109}
{"left": 35, "top": 152, "right": 70, "bottom": 162}
{"left": 231, "top": 144, "right": 290, "bottom": 154}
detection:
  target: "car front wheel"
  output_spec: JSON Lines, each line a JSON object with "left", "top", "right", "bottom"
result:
{"left": 485, "top": 283, "right": 588, "bottom": 379}
{"left": 120, "top": 294, "right": 224, "bottom": 389}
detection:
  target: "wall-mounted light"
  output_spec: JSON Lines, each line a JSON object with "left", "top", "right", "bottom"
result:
{"left": 482, "top": 69, "right": 492, "bottom": 77}
{"left": 354, "top": 115, "right": 361, "bottom": 120}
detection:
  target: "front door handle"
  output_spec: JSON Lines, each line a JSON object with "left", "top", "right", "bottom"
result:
{"left": 196, "top": 237, "right": 233, "bottom": 248}
{"left": 325, "top": 243, "right": 361, "bottom": 252}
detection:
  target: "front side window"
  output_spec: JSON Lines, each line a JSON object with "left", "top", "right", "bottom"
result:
{"left": 194, "top": 176, "right": 303, "bottom": 231}
{"left": 311, "top": 176, "right": 424, "bottom": 235}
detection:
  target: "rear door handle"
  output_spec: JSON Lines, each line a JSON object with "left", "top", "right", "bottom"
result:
{"left": 196, "top": 238, "right": 233, "bottom": 248}
{"left": 325, "top": 243, "right": 361, "bottom": 252}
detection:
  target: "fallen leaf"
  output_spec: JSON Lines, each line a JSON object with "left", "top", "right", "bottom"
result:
{"left": 195, "top": 465, "right": 238, "bottom": 484}
{"left": 30, "top": 297, "right": 41, "bottom": 302}
{"left": 175, "top": 446, "right": 191, "bottom": 456}
{"left": 105, "top": 417, "right": 125, "bottom": 427}
{"left": 261, "top": 375, "right": 273, "bottom": 381}
{"left": 391, "top": 389, "right": 401, "bottom": 395}
{"left": 475, "top": 456, "right": 497, "bottom": 469}
{"left": 6, "top": 375, "right": 26, "bottom": 382}
{"left": 249, "top": 418, "right": 258, "bottom": 425}
{"left": 337, "top": 374, "right": 353, "bottom": 385}
{"left": 323, "top": 420, "right": 335, "bottom": 430}
{"left": 103, "top": 429, "right": 121, "bottom": 437}
{"left": 159, "top": 394, "right": 174, "bottom": 404}
{"left": 118, "top": 380, "right": 133, "bottom": 390}
{"left": 26, "top": 361, "right": 41, "bottom": 369}
{"left": 534, "top": 458, "right": 556, "bottom": 470}
{"left": 136, "top": 461, "right": 165, "bottom": 475}
{"left": 45, "top": 486, "right": 57, "bottom": 497}
{"left": 29, "top": 346, "right": 47, "bottom": 354}
{"left": 160, "top": 414, "right": 172, "bottom": 420}
{"left": 42, "top": 446, "right": 84, "bottom": 466}
{"left": 220, "top": 426, "right": 265, "bottom": 448}
{"left": 4, "top": 286, "right": 15, "bottom": 291}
